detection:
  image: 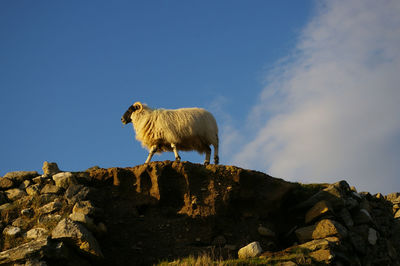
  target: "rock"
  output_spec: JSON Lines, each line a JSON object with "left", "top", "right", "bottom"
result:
{"left": 297, "top": 237, "right": 340, "bottom": 251}
{"left": 69, "top": 212, "right": 95, "bottom": 231}
{"left": 12, "top": 217, "right": 28, "bottom": 228}
{"left": 40, "top": 184, "right": 63, "bottom": 195}
{"left": 310, "top": 249, "right": 334, "bottom": 263}
{"left": 53, "top": 172, "right": 77, "bottom": 189}
{"left": 19, "top": 179, "right": 31, "bottom": 190}
{"left": 0, "top": 191, "right": 7, "bottom": 205}
{"left": 42, "top": 161, "right": 60, "bottom": 176}
{"left": 295, "top": 219, "right": 348, "bottom": 243}
{"left": 368, "top": 228, "right": 378, "bottom": 245}
{"left": 21, "top": 208, "right": 34, "bottom": 218}
{"left": 5, "top": 188, "right": 27, "bottom": 201}
{"left": 353, "top": 209, "right": 373, "bottom": 225}
{"left": 27, "top": 228, "right": 49, "bottom": 240}
{"left": 65, "top": 185, "right": 93, "bottom": 204}
{"left": 0, "top": 239, "right": 69, "bottom": 264}
{"left": 395, "top": 209, "right": 400, "bottom": 219}
{"left": 349, "top": 231, "right": 367, "bottom": 254}
{"left": 38, "top": 201, "right": 62, "bottom": 214}
{"left": 339, "top": 208, "right": 354, "bottom": 228}
{"left": 0, "top": 177, "right": 14, "bottom": 190}
{"left": 72, "top": 200, "right": 101, "bottom": 217}
{"left": 26, "top": 184, "right": 41, "bottom": 196}
{"left": 38, "top": 214, "right": 62, "bottom": 226}
{"left": 238, "top": 241, "right": 263, "bottom": 259}
{"left": 258, "top": 225, "right": 276, "bottom": 237}
{"left": 4, "top": 171, "right": 39, "bottom": 183}
{"left": 305, "top": 200, "right": 333, "bottom": 224}
{"left": 3, "top": 225, "right": 21, "bottom": 236}
{"left": 51, "top": 218, "right": 103, "bottom": 258}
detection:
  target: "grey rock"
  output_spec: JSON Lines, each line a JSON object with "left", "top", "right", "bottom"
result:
{"left": 42, "top": 161, "right": 60, "bottom": 176}
{"left": 238, "top": 241, "right": 263, "bottom": 259}
{"left": 295, "top": 219, "right": 348, "bottom": 243}
{"left": 0, "top": 177, "right": 14, "bottom": 190}
{"left": 305, "top": 200, "right": 333, "bottom": 224}
{"left": 258, "top": 225, "right": 276, "bottom": 237}
{"left": 27, "top": 227, "right": 49, "bottom": 240}
{"left": 52, "top": 172, "right": 77, "bottom": 189}
{"left": 4, "top": 171, "right": 39, "bottom": 183}
{"left": 339, "top": 208, "right": 354, "bottom": 228}
{"left": 68, "top": 212, "right": 96, "bottom": 231}
{"left": 3, "top": 225, "right": 21, "bottom": 236}
{"left": 40, "top": 184, "right": 63, "bottom": 195}
{"left": 26, "top": 184, "right": 41, "bottom": 196}
{"left": 0, "top": 239, "right": 69, "bottom": 264}
{"left": 368, "top": 227, "right": 378, "bottom": 245}
{"left": 38, "top": 201, "right": 62, "bottom": 214}
{"left": 51, "top": 218, "right": 103, "bottom": 258}
{"left": 5, "top": 188, "right": 27, "bottom": 201}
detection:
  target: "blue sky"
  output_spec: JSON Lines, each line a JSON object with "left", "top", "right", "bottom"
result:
{"left": 1, "top": 1, "right": 400, "bottom": 194}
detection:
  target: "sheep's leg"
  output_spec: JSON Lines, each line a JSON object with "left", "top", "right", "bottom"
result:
{"left": 204, "top": 146, "right": 211, "bottom": 165}
{"left": 213, "top": 143, "right": 219, "bottom": 165}
{"left": 171, "top": 143, "right": 181, "bottom": 162}
{"left": 145, "top": 145, "right": 157, "bottom": 164}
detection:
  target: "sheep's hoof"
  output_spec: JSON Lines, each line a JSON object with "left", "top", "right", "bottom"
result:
{"left": 214, "top": 156, "right": 219, "bottom": 165}
{"left": 175, "top": 156, "right": 181, "bottom": 162}
{"left": 204, "top": 161, "right": 210, "bottom": 166}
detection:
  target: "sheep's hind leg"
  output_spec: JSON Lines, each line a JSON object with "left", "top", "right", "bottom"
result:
{"left": 145, "top": 145, "right": 157, "bottom": 164}
{"left": 204, "top": 146, "right": 211, "bottom": 165}
{"left": 213, "top": 143, "right": 219, "bottom": 165}
{"left": 171, "top": 143, "right": 181, "bottom": 162}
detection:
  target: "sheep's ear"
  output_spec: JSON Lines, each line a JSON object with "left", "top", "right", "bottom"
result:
{"left": 133, "top": 102, "right": 143, "bottom": 112}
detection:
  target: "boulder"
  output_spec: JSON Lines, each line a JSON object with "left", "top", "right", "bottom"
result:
{"left": 3, "top": 225, "right": 21, "bottom": 237}
{"left": 40, "top": 184, "right": 63, "bottom": 195}
{"left": 257, "top": 225, "right": 276, "bottom": 237}
{"left": 51, "top": 218, "right": 103, "bottom": 258}
{"left": 38, "top": 201, "right": 62, "bottom": 214}
{"left": 72, "top": 200, "right": 101, "bottom": 217}
{"left": 305, "top": 200, "right": 333, "bottom": 224}
{"left": 27, "top": 228, "right": 49, "bottom": 240}
{"left": 68, "top": 212, "right": 96, "bottom": 231}
{"left": 4, "top": 171, "right": 39, "bottom": 183}
{"left": 295, "top": 219, "right": 348, "bottom": 243}
{"left": 53, "top": 172, "right": 77, "bottom": 189}
{"left": 5, "top": 188, "right": 27, "bottom": 201}
{"left": 26, "top": 184, "right": 41, "bottom": 196}
{"left": 368, "top": 228, "right": 378, "bottom": 245}
{"left": 0, "top": 178, "right": 14, "bottom": 190}
{"left": 42, "top": 162, "right": 60, "bottom": 176}
{"left": 0, "top": 239, "right": 68, "bottom": 264}
{"left": 238, "top": 241, "right": 263, "bottom": 259}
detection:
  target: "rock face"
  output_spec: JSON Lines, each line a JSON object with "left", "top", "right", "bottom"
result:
{"left": 0, "top": 161, "right": 400, "bottom": 265}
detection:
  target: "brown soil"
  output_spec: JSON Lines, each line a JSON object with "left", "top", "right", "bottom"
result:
{"left": 87, "top": 161, "right": 307, "bottom": 265}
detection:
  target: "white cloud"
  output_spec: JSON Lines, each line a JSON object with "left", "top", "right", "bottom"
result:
{"left": 233, "top": 0, "right": 400, "bottom": 194}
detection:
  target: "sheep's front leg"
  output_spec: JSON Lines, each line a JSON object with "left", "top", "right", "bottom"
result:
{"left": 204, "top": 146, "right": 211, "bottom": 165}
{"left": 171, "top": 143, "right": 181, "bottom": 162}
{"left": 145, "top": 145, "right": 157, "bottom": 164}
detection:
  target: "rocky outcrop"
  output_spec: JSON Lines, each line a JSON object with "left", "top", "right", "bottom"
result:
{"left": 0, "top": 161, "right": 400, "bottom": 265}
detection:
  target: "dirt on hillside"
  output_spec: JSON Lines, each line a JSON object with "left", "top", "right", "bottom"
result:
{"left": 87, "top": 161, "right": 309, "bottom": 265}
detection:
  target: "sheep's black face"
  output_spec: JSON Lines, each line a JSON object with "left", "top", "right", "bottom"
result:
{"left": 121, "top": 106, "right": 134, "bottom": 124}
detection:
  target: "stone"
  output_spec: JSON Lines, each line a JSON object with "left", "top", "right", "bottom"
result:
{"left": 51, "top": 218, "right": 103, "bottom": 258}
{"left": 42, "top": 161, "right": 60, "bottom": 176}
{"left": 4, "top": 171, "right": 39, "bottom": 183}
{"left": 40, "top": 184, "right": 63, "bottom": 195}
{"left": 69, "top": 212, "right": 96, "bottom": 231}
{"left": 53, "top": 172, "right": 77, "bottom": 189}
{"left": 257, "top": 225, "right": 276, "bottom": 237}
{"left": 305, "top": 200, "right": 333, "bottom": 224}
{"left": 353, "top": 209, "right": 373, "bottom": 225}
{"left": 19, "top": 179, "right": 31, "bottom": 190}
{"left": 310, "top": 249, "right": 334, "bottom": 262}
{"left": 38, "top": 214, "right": 62, "bottom": 226}
{"left": 3, "top": 225, "right": 21, "bottom": 236}
{"left": 27, "top": 227, "right": 49, "bottom": 240}
{"left": 0, "top": 239, "right": 69, "bottom": 264}
{"left": 38, "top": 201, "right": 62, "bottom": 214}
{"left": 297, "top": 237, "right": 340, "bottom": 251}
{"left": 238, "top": 241, "right": 263, "bottom": 259}
{"left": 368, "top": 228, "right": 378, "bottom": 245}
{"left": 12, "top": 217, "right": 28, "bottom": 228}
{"left": 339, "top": 208, "right": 354, "bottom": 228}
{"left": 21, "top": 208, "right": 35, "bottom": 218}
{"left": 295, "top": 219, "right": 348, "bottom": 243}
{"left": 26, "top": 184, "right": 41, "bottom": 196}
{"left": 0, "top": 177, "right": 14, "bottom": 190}
{"left": 5, "top": 188, "right": 27, "bottom": 201}
{"left": 72, "top": 200, "right": 101, "bottom": 217}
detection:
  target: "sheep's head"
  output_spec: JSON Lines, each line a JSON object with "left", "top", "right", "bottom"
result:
{"left": 121, "top": 102, "right": 143, "bottom": 124}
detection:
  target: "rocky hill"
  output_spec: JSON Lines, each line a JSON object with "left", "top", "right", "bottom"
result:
{"left": 1, "top": 161, "right": 400, "bottom": 265}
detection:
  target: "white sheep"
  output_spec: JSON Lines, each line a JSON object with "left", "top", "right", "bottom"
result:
{"left": 121, "top": 102, "right": 219, "bottom": 165}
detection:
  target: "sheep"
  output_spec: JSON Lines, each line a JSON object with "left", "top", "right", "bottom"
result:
{"left": 121, "top": 102, "right": 219, "bottom": 165}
